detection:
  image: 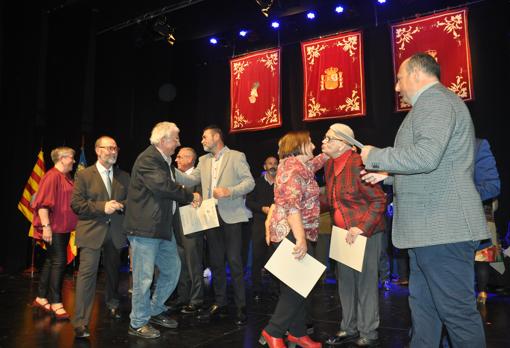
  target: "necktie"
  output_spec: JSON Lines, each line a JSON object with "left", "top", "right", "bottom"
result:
{"left": 105, "top": 169, "right": 112, "bottom": 198}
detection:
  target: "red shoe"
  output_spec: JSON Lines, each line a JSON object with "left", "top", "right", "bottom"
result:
{"left": 50, "top": 304, "right": 70, "bottom": 320}
{"left": 259, "top": 330, "right": 286, "bottom": 348}
{"left": 287, "top": 334, "right": 322, "bottom": 348}
{"left": 32, "top": 298, "right": 51, "bottom": 313}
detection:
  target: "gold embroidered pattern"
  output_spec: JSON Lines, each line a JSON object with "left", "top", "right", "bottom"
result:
{"left": 259, "top": 53, "right": 278, "bottom": 75}
{"left": 395, "top": 26, "right": 421, "bottom": 51}
{"left": 337, "top": 90, "right": 360, "bottom": 112}
{"left": 335, "top": 35, "right": 358, "bottom": 57}
{"left": 307, "top": 96, "right": 328, "bottom": 118}
{"left": 436, "top": 14, "right": 463, "bottom": 40}
{"left": 448, "top": 70, "right": 468, "bottom": 97}
{"left": 233, "top": 61, "right": 249, "bottom": 80}
{"left": 260, "top": 102, "right": 279, "bottom": 124}
{"left": 232, "top": 108, "right": 248, "bottom": 128}
{"left": 306, "top": 44, "right": 327, "bottom": 66}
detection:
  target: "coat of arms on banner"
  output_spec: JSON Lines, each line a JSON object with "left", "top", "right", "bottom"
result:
{"left": 302, "top": 31, "right": 366, "bottom": 121}
{"left": 230, "top": 48, "right": 281, "bottom": 133}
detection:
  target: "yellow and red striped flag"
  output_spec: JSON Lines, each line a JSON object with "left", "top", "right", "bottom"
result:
{"left": 18, "top": 150, "right": 46, "bottom": 240}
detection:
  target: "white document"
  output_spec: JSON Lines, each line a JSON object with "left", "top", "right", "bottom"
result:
{"left": 329, "top": 225, "right": 367, "bottom": 272}
{"left": 503, "top": 247, "right": 510, "bottom": 258}
{"left": 490, "top": 262, "right": 506, "bottom": 275}
{"left": 179, "top": 198, "right": 219, "bottom": 235}
{"left": 264, "top": 238, "right": 326, "bottom": 298}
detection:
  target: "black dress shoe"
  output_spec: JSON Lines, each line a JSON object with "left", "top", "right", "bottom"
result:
{"left": 128, "top": 324, "right": 160, "bottom": 339}
{"left": 325, "top": 330, "right": 359, "bottom": 346}
{"left": 149, "top": 312, "right": 179, "bottom": 328}
{"left": 353, "top": 337, "right": 380, "bottom": 347}
{"left": 234, "top": 307, "right": 247, "bottom": 326}
{"left": 197, "top": 304, "right": 228, "bottom": 320}
{"left": 109, "top": 307, "right": 121, "bottom": 319}
{"left": 181, "top": 304, "right": 200, "bottom": 314}
{"left": 166, "top": 299, "right": 186, "bottom": 313}
{"left": 74, "top": 325, "right": 90, "bottom": 338}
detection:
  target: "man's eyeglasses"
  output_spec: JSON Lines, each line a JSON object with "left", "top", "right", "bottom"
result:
{"left": 322, "top": 136, "right": 348, "bottom": 144}
{"left": 98, "top": 146, "right": 119, "bottom": 152}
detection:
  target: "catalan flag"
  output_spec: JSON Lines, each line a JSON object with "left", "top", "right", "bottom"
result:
{"left": 17, "top": 150, "right": 46, "bottom": 240}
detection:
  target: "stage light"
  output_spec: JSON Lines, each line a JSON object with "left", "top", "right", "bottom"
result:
{"left": 335, "top": 5, "right": 344, "bottom": 14}
{"left": 256, "top": 0, "right": 274, "bottom": 18}
{"left": 239, "top": 30, "right": 248, "bottom": 37}
{"left": 377, "top": 0, "right": 387, "bottom": 4}
{"left": 271, "top": 21, "right": 280, "bottom": 29}
{"left": 209, "top": 37, "right": 218, "bottom": 45}
{"left": 153, "top": 17, "right": 176, "bottom": 47}
{"left": 306, "top": 11, "right": 316, "bottom": 20}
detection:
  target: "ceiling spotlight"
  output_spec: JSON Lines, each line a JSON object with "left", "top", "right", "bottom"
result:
{"left": 335, "top": 5, "right": 345, "bottom": 13}
{"left": 271, "top": 21, "right": 280, "bottom": 29}
{"left": 209, "top": 37, "right": 218, "bottom": 45}
{"left": 377, "top": 0, "right": 387, "bottom": 4}
{"left": 256, "top": 0, "right": 274, "bottom": 18}
{"left": 153, "top": 17, "right": 176, "bottom": 47}
{"left": 306, "top": 11, "right": 316, "bottom": 20}
{"left": 239, "top": 30, "right": 248, "bottom": 37}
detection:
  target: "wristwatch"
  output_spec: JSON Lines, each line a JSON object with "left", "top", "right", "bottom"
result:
{"left": 42, "top": 224, "right": 51, "bottom": 228}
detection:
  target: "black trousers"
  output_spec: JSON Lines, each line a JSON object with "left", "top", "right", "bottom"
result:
{"left": 73, "top": 236, "right": 121, "bottom": 327}
{"left": 265, "top": 235, "right": 308, "bottom": 338}
{"left": 38, "top": 233, "right": 70, "bottom": 303}
{"left": 207, "top": 215, "right": 246, "bottom": 308}
{"left": 251, "top": 217, "right": 272, "bottom": 292}
{"left": 177, "top": 231, "right": 204, "bottom": 305}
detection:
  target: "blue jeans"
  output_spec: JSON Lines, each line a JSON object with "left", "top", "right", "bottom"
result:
{"left": 128, "top": 235, "right": 181, "bottom": 328}
{"left": 408, "top": 241, "right": 485, "bottom": 348}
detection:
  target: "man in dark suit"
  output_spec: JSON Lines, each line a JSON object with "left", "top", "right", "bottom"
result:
{"left": 71, "top": 136, "right": 130, "bottom": 338}
{"left": 246, "top": 156, "right": 277, "bottom": 301}
{"left": 124, "top": 122, "right": 200, "bottom": 339}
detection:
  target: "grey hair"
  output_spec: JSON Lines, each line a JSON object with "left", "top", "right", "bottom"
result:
{"left": 150, "top": 122, "right": 179, "bottom": 145}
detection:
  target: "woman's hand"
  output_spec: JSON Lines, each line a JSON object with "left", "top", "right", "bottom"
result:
{"left": 292, "top": 238, "right": 308, "bottom": 260}
{"left": 265, "top": 204, "right": 275, "bottom": 246}
{"left": 42, "top": 226, "right": 52, "bottom": 245}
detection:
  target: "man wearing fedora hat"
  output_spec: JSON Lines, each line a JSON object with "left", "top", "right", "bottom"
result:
{"left": 322, "top": 123, "right": 387, "bottom": 347}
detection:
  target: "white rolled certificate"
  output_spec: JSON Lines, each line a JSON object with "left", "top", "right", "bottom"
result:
{"left": 179, "top": 198, "right": 219, "bottom": 235}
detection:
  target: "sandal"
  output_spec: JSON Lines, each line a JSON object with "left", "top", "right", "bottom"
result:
{"left": 50, "top": 303, "right": 70, "bottom": 320}
{"left": 32, "top": 297, "right": 51, "bottom": 312}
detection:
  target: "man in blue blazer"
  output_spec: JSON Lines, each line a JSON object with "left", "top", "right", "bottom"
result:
{"left": 360, "top": 53, "right": 489, "bottom": 348}
{"left": 175, "top": 125, "right": 255, "bottom": 326}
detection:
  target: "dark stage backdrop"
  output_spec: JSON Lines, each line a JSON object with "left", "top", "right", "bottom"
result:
{"left": 1, "top": 0, "right": 509, "bottom": 273}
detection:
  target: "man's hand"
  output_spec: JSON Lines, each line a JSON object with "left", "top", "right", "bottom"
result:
{"left": 265, "top": 204, "right": 275, "bottom": 246}
{"left": 262, "top": 206, "right": 270, "bottom": 214}
{"left": 213, "top": 187, "right": 231, "bottom": 199}
{"left": 345, "top": 227, "right": 364, "bottom": 245}
{"left": 360, "top": 169, "right": 388, "bottom": 185}
{"left": 42, "top": 226, "right": 52, "bottom": 244}
{"left": 192, "top": 192, "right": 202, "bottom": 208}
{"left": 105, "top": 200, "right": 123, "bottom": 214}
{"left": 360, "top": 145, "right": 374, "bottom": 165}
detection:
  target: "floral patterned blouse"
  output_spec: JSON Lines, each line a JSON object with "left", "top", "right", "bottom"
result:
{"left": 269, "top": 153, "right": 328, "bottom": 243}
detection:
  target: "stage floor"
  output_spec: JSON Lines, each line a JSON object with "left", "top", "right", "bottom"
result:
{"left": 0, "top": 270, "right": 509, "bottom": 347}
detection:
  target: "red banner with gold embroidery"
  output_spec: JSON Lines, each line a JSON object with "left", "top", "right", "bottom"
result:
{"left": 230, "top": 48, "right": 281, "bottom": 133}
{"left": 391, "top": 8, "right": 473, "bottom": 111}
{"left": 302, "top": 31, "right": 366, "bottom": 122}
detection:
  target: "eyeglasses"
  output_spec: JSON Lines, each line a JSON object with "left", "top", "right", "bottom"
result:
{"left": 98, "top": 146, "right": 119, "bottom": 152}
{"left": 322, "top": 135, "right": 348, "bottom": 144}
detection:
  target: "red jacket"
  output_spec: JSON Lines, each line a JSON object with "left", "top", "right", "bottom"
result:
{"left": 325, "top": 151, "right": 386, "bottom": 237}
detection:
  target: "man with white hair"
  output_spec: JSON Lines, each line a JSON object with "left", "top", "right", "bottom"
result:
{"left": 124, "top": 122, "right": 201, "bottom": 339}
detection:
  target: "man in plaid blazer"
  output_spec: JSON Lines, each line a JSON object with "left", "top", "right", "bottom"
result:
{"left": 361, "top": 53, "right": 489, "bottom": 348}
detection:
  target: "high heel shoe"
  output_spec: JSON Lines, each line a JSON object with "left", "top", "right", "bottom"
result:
{"left": 259, "top": 330, "right": 286, "bottom": 348}
{"left": 32, "top": 298, "right": 51, "bottom": 313}
{"left": 50, "top": 304, "right": 70, "bottom": 320}
{"left": 287, "top": 334, "right": 322, "bottom": 348}
{"left": 477, "top": 291, "right": 488, "bottom": 304}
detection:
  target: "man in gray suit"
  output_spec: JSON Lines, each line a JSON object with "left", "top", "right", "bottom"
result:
{"left": 71, "top": 136, "right": 130, "bottom": 338}
{"left": 360, "top": 53, "right": 489, "bottom": 348}
{"left": 175, "top": 125, "right": 255, "bottom": 326}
